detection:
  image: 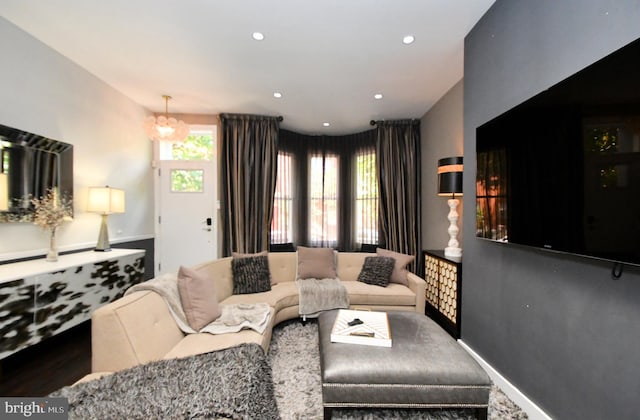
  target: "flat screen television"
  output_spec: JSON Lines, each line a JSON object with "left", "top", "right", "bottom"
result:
{"left": 476, "top": 37, "right": 640, "bottom": 267}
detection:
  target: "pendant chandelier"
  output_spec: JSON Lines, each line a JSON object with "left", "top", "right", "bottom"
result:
{"left": 143, "top": 95, "right": 190, "bottom": 142}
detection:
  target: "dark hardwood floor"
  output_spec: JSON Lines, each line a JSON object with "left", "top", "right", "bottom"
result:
{"left": 0, "top": 321, "right": 92, "bottom": 396}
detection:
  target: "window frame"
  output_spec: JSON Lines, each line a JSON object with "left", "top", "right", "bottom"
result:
{"left": 271, "top": 152, "right": 295, "bottom": 244}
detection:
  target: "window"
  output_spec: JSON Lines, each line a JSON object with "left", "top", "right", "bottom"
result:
{"left": 159, "top": 126, "right": 216, "bottom": 193}
{"left": 271, "top": 129, "right": 378, "bottom": 250}
{"left": 308, "top": 154, "right": 339, "bottom": 247}
{"left": 355, "top": 149, "right": 378, "bottom": 245}
{"left": 159, "top": 128, "right": 215, "bottom": 161}
{"left": 271, "top": 152, "right": 294, "bottom": 244}
{"left": 171, "top": 169, "right": 204, "bottom": 192}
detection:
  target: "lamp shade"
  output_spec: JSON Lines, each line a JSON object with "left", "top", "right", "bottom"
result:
{"left": 0, "top": 173, "right": 7, "bottom": 211}
{"left": 437, "top": 156, "right": 463, "bottom": 197}
{"left": 87, "top": 187, "right": 125, "bottom": 214}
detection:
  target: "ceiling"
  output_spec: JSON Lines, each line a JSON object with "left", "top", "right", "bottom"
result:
{"left": 0, "top": 0, "right": 495, "bottom": 135}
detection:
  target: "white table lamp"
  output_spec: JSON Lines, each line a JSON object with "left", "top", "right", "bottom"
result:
{"left": 87, "top": 186, "right": 125, "bottom": 251}
{"left": 437, "top": 157, "right": 463, "bottom": 258}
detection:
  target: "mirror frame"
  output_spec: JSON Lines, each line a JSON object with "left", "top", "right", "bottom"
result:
{"left": 0, "top": 123, "right": 73, "bottom": 223}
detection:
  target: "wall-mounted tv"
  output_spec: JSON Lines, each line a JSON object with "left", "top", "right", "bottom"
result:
{"left": 476, "top": 37, "right": 640, "bottom": 267}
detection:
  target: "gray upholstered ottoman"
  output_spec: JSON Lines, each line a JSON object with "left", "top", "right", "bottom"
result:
{"left": 318, "top": 310, "right": 491, "bottom": 419}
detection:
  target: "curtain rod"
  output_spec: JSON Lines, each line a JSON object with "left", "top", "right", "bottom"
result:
{"left": 220, "top": 113, "right": 283, "bottom": 122}
{"left": 370, "top": 119, "right": 419, "bottom": 126}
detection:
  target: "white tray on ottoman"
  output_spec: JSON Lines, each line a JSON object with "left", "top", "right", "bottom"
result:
{"left": 318, "top": 310, "right": 491, "bottom": 419}
{"left": 330, "top": 309, "right": 391, "bottom": 347}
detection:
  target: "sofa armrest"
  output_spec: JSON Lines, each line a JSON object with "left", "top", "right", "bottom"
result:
{"left": 92, "top": 290, "right": 184, "bottom": 373}
{"left": 406, "top": 272, "right": 426, "bottom": 314}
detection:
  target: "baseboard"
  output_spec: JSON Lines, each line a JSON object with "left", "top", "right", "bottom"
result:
{"left": 458, "top": 340, "right": 553, "bottom": 420}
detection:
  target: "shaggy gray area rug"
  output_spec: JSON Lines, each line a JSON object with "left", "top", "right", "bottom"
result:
{"left": 269, "top": 320, "right": 529, "bottom": 420}
{"left": 51, "top": 343, "right": 279, "bottom": 420}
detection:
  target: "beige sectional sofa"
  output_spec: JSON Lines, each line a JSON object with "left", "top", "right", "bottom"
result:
{"left": 90, "top": 251, "right": 426, "bottom": 376}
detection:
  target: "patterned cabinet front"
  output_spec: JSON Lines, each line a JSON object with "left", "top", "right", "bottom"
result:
{"left": 0, "top": 278, "right": 37, "bottom": 357}
{"left": 423, "top": 250, "right": 462, "bottom": 338}
{"left": 0, "top": 249, "right": 145, "bottom": 359}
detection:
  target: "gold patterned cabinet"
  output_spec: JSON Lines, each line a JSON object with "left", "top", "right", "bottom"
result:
{"left": 423, "top": 250, "right": 462, "bottom": 338}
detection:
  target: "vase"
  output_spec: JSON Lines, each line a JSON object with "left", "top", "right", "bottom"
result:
{"left": 47, "top": 229, "right": 58, "bottom": 262}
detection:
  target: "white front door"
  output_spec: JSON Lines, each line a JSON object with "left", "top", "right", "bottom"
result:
{"left": 156, "top": 159, "right": 217, "bottom": 274}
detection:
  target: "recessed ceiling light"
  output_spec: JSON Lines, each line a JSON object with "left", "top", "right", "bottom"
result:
{"left": 323, "top": 122, "right": 330, "bottom": 127}
{"left": 402, "top": 35, "right": 415, "bottom": 45}
{"left": 374, "top": 93, "right": 383, "bottom": 100}
{"left": 273, "top": 92, "right": 282, "bottom": 98}
{"left": 252, "top": 32, "right": 265, "bottom": 41}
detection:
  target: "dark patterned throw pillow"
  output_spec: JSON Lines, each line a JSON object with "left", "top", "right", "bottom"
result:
{"left": 232, "top": 255, "right": 272, "bottom": 294}
{"left": 357, "top": 256, "right": 396, "bottom": 287}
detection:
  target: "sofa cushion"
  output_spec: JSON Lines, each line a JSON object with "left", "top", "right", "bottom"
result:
{"left": 177, "top": 266, "right": 222, "bottom": 330}
{"left": 221, "top": 282, "right": 299, "bottom": 313}
{"left": 268, "top": 252, "right": 298, "bottom": 283}
{"left": 232, "top": 255, "right": 271, "bottom": 294}
{"left": 376, "top": 248, "right": 415, "bottom": 286}
{"left": 163, "top": 307, "right": 275, "bottom": 360}
{"left": 93, "top": 291, "right": 185, "bottom": 372}
{"left": 357, "top": 256, "right": 395, "bottom": 287}
{"left": 341, "top": 281, "right": 416, "bottom": 306}
{"left": 336, "top": 252, "right": 371, "bottom": 281}
{"left": 297, "top": 246, "right": 336, "bottom": 279}
{"left": 193, "top": 257, "right": 234, "bottom": 302}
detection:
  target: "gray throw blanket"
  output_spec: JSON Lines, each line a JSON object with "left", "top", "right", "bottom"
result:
{"left": 295, "top": 278, "right": 349, "bottom": 317}
{"left": 126, "top": 273, "right": 271, "bottom": 335}
{"left": 51, "top": 343, "right": 280, "bottom": 420}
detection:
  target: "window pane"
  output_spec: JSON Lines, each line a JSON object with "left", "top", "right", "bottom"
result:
{"left": 355, "top": 150, "right": 378, "bottom": 245}
{"left": 171, "top": 169, "right": 204, "bottom": 192}
{"left": 271, "top": 153, "right": 294, "bottom": 243}
{"left": 159, "top": 128, "right": 215, "bottom": 161}
{"left": 309, "top": 154, "right": 338, "bottom": 246}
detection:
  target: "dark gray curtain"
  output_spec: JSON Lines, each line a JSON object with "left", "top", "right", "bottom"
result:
{"left": 221, "top": 114, "right": 279, "bottom": 255}
{"left": 375, "top": 120, "right": 422, "bottom": 272}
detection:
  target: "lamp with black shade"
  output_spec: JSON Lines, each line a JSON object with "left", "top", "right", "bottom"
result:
{"left": 437, "top": 156, "right": 463, "bottom": 257}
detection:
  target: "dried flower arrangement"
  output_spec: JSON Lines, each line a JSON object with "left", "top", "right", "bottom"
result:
{"left": 31, "top": 188, "right": 73, "bottom": 261}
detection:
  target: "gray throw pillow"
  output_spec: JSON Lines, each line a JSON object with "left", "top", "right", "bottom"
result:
{"left": 232, "top": 251, "right": 276, "bottom": 284}
{"left": 357, "top": 256, "right": 396, "bottom": 287}
{"left": 232, "top": 255, "right": 272, "bottom": 294}
{"left": 376, "top": 248, "right": 415, "bottom": 286}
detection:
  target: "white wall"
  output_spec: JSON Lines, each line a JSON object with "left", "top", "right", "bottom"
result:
{"left": 0, "top": 17, "right": 154, "bottom": 260}
{"left": 420, "top": 79, "right": 464, "bottom": 251}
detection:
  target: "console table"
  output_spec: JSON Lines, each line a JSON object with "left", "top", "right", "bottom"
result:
{"left": 422, "top": 250, "right": 462, "bottom": 338}
{"left": 0, "top": 249, "right": 145, "bottom": 359}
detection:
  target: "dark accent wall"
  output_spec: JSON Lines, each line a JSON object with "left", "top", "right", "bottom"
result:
{"left": 112, "top": 239, "right": 154, "bottom": 281}
{"left": 463, "top": 1, "right": 640, "bottom": 419}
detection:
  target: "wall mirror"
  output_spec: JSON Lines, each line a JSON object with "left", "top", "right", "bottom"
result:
{"left": 0, "top": 123, "right": 73, "bottom": 223}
